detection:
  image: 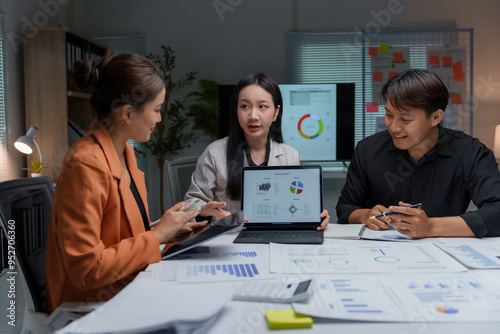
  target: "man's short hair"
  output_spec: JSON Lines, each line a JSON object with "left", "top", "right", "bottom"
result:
{"left": 382, "top": 69, "right": 449, "bottom": 117}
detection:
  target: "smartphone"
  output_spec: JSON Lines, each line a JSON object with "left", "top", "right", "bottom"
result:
{"left": 232, "top": 279, "right": 314, "bottom": 303}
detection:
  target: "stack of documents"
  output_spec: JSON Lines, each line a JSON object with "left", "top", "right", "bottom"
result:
{"left": 56, "top": 278, "right": 234, "bottom": 334}
{"left": 265, "top": 239, "right": 500, "bottom": 322}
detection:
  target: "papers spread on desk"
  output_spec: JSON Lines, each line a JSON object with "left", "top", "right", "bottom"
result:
{"left": 56, "top": 278, "right": 233, "bottom": 334}
{"left": 434, "top": 238, "right": 500, "bottom": 269}
{"left": 147, "top": 244, "right": 271, "bottom": 283}
{"left": 270, "top": 240, "right": 467, "bottom": 274}
{"left": 293, "top": 271, "right": 500, "bottom": 322}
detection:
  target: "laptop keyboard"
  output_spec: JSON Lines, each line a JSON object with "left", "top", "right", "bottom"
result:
{"left": 239, "top": 230, "right": 319, "bottom": 239}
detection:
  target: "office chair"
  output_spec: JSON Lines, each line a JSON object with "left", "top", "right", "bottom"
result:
{"left": 0, "top": 177, "right": 100, "bottom": 334}
{"left": 164, "top": 156, "right": 199, "bottom": 207}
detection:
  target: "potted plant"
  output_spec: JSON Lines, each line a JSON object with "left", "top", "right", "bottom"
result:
{"left": 136, "top": 45, "right": 198, "bottom": 212}
{"left": 186, "top": 79, "right": 220, "bottom": 141}
{"left": 23, "top": 160, "right": 46, "bottom": 177}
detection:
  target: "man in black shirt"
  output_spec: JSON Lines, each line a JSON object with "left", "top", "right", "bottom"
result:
{"left": 336, "top": 69, "right": 500, "bottom": 238}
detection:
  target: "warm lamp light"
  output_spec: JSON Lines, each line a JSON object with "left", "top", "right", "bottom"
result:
{"left": 14, "top": 127, "right": 43, "bottom": 164}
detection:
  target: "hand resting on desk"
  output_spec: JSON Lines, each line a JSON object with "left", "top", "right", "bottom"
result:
{"left": 387, "top": 201, "right": 475, "bottom": 239}
{"left": 360, "top": 205, "right": 392, "bottom": 230}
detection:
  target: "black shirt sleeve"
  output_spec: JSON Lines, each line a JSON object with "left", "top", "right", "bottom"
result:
{"left": 460, "top": 139, "right": 500, "bottom": 237}
{"left": 335, "top": 128, "right": 500, "bottom": 237}
{"left": 336, "top": 145, "right": 368, "bottom": 224}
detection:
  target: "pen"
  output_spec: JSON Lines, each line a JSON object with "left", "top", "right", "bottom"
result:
{"left": 369, "top": 203, "right": 422, "bottom": 219}
{"left": 180, "top": 199, "right": 201, "bottom": 211}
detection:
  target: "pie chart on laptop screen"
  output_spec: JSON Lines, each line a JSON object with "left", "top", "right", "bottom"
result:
{"left": 290, "top": 181, "right": 304, "bottom": 194}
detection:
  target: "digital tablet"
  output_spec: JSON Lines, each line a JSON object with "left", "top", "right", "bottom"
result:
{"left": 161, "top": 211, "right": 244, "bottom": 260}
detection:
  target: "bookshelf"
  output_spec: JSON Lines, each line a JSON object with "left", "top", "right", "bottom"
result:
{"left": 23, "top": 27, "right": 107, "bottom": 181}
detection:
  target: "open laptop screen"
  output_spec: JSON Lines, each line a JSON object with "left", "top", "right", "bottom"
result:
{"left": 241, "top": 165, "right": 323, "bottom": 226}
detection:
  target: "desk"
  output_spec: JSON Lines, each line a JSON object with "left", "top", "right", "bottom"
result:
{"left": 138, "top": 231, "right": 500, "bottom": 334}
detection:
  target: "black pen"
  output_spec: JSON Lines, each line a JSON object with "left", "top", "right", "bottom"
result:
{"left": 369, "top": 203, "right": 423, "bottom": 220}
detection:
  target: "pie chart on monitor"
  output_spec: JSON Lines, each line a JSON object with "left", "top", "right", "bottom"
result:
{"left": 297, "top": 113, "right": 324, "bottom": 139}
{"left": 290, "top": 181, "right": 304, "bottom": 194}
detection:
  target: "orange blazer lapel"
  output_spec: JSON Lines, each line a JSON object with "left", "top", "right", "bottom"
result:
{"left": 90, "top": 120, "right": 147, "bottom": 237}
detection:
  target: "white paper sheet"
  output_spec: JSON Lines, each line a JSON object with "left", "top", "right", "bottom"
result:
{"left": 324, "top": 224, "right": 366, "bottom": 239}
{"left": 146, "top": 243, "right": 272, "bottom": 282}
{"left": 163, "top": 244, "right": 269, "bottom": 260}
{"left": 56, "top": 278, "right": 234, "bottom": 333}
{"left": 435, "top": 238, "right": 500, "bottom": 269}
{"left": 176, "top": 260, "right": 270, "bottom": 283}
{"left": 270, "top": 240, "right": 467, "bottom": 274}
{"left": 360, "top": 226, "right": 413, "bottom": 241}
{"left": 293, "top": 271, "right": 500, "bottom": 322}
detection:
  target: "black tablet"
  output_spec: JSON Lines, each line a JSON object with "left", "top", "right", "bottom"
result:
{"left": 161, "top": 211, "right": 244, "bottom": 260}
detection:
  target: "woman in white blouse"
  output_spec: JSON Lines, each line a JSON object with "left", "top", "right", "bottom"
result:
{"left": 184, "top": 73, "right": 329, "bottom": 229}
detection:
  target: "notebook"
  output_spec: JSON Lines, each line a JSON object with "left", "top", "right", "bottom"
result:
{"left": 233, "top": 165, "right": 324, "bottom": 244}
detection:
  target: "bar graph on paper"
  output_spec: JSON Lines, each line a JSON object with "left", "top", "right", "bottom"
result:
{"left": 435, "top": 241, "right": 500, "bottom": 269}
{"left": 176, "top": 262, "right": 270, "bottom": 282}
{"left": 168, "top": 245, "right": 267, "bottom": 260}
{"left": 293, "top": 272, "right": 500, "bottom": 322}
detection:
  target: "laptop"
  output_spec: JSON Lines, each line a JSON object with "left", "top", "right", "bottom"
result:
{"left": 233, "top": 165, "right": 324, "bottom": 244}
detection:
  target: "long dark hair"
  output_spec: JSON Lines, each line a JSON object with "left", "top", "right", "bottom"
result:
{"left": 72, "top": 48, "right": 165, "bottom": 121}
{"left": 382, "top": 68, "right": 448, "bottom": 117}
{"left": 226, "top": 73, "right": 283, "bottom": 200}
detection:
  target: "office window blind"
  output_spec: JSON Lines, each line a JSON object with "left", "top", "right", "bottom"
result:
{"left": 285, "top": 29, "right": 473, "bottom": 150}
{"left": 286, "top": 31, "right": 364, "bottom": 152}
{"left": 0, "top": 12, "right": 9, "bottom": 182}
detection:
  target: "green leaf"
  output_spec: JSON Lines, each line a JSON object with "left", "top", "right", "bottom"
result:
{"left": 23, "top": 160, "right": 46, "bottom": 173}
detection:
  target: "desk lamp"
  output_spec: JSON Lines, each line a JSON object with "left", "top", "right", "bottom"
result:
{"left": 14, "top": 126, "right": 43, "bottom": 165}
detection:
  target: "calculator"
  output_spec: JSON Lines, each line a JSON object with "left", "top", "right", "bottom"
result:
{"left": 232, "top": 279, "right": 314, "bottom": 303}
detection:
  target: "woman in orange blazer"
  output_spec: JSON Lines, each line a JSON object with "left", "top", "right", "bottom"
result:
{"left": 45, "top": 49, "right": 207, "bottom": 313}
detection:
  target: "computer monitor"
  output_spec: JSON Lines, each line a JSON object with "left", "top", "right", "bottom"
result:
{"left": 279, "top": 83, "right": 355, "bottom": 162}
{"left": 218, "top": 83, "right": 355, "bottom": 162}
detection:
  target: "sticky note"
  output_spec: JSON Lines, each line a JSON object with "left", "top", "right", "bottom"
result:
{"left": 452, "top": 94, "right": 462, "bottom": 104}
{"left": 452, "top": 62, "right": 463, "bottom": 74}
{"left": 369, "top": 47, "right": 378, "bottom": 57}
{"left": 429, "top": 54, "right": 440, "bottom": 65}
{"left": 266, "top": 309, "right": 313, "bottom": 330}
{"left": 392, "top": 52, "right": 404, "bottom": 62}
{"left": 454, "top": 72, "right": 464, "bottom": 82}
{"left": 366, "top": 102, "right": 379, "bottom": 112}
{"left": 373, "top": 71, "right": 384, "bottom": 82}
{"left": 379, "top": 42, "right": 390, "bottom": 54}
{"left": 442, "top": 56, "right": 452, "bottom": 66}
{"left": 388, "top": 71, "right": 398, "bottom": 80}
